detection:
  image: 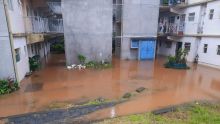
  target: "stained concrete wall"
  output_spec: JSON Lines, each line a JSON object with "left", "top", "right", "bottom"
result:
{"left": 0, "top": 1, "right": 16, "bottom": 79}
{"left": 121, "top": 0, "right": 160, "bottom": 60}
{"left": 62, "top": 0, "right": 113, "bottom": 65}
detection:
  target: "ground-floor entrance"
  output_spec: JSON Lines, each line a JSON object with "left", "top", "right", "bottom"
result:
{"left": 139, "top": 39, "right": 156, "bottom": 60}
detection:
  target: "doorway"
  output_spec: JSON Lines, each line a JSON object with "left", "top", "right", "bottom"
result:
{"left": 176, "top": 42, "right": 182, "bottom": 55}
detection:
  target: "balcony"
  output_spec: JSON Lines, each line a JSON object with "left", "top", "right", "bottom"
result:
{"left": 158, "top": 22, "right": 185, "bottom": 36}
{"left": 24, "top": 16, "right": 64, "bottom": 34}
{"left": 161, "top": 0, "right": 187, "bottom": 6}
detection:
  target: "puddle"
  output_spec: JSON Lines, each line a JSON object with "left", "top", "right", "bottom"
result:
{"left": 0, "top": 54, "right": 220, "bottom": 119}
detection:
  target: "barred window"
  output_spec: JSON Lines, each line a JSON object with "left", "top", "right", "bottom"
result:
{"left": 188, "top": 12, "right": 195, "bottom": 22}
{"left": 184, "top": 42, "right": 191, "bottom": 51}
{"left": 209, "top": 9, "right": 214, "bottom": 20}
{"left": 217, "top": 45, "right": 220, "bottom": 55}
{"left": 203, "top": 44, "right": 208, "bottom": 53}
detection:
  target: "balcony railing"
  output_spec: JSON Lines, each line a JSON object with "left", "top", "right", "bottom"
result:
{"left": 160, "top": 0, "right": 187, "bottom": 6}
{"left": 158, "top": 22, "right": 184, "bottom": 35}
{"left": 24, "top": 16, "right": 64, "bottom": 34}
{"left": 47, "top": 2, "right": 62, "bottom": 14}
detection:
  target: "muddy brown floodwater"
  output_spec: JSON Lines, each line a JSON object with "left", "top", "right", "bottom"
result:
{"left": 0, "top": 54, "right": 220, "bottom": 119}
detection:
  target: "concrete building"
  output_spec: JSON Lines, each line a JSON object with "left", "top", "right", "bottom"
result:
{"left": 114, "top": 0, "right": 160, "bottom": 60}
{"left": 158, "top": 0, "right": 220, "bottom": 68}
{"left": 0, "top": 0, "right": 63, "bottom": 82}
{"left": 62, "top": 0, "right": 160, "bottom": 64}
{"left": 62, "top": 0, "right": 113, "bottom": 65}
{"left": 2, "top": 0, "right": 220, "bottom": 82}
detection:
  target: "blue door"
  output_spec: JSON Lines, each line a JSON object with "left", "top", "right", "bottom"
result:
{"left": 139, "top": 40, "right": 156, "bottom": 60}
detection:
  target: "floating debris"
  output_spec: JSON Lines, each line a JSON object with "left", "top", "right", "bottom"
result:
{"left": 136, "top": 87, "right": 146, "bottom": 93}
{"left": 122, "top": 93, "right": 132, "bottom": 99}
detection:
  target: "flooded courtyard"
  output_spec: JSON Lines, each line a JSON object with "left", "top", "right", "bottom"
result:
{"left": 0, "top": 54, "right": 220, "bottom": 119}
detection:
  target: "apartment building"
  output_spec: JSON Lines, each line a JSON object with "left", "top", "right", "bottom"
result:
{"left": 0, "top": 0, "right": 63, "bottom": 81}
{"left": 62, "top": 0, "right": 160, "bottom": 65}
{"left": 158, "top": 0, "right": 220, "bottom": 68}
{"left": 113, "top": 0, "right": 160, "bottom": 60}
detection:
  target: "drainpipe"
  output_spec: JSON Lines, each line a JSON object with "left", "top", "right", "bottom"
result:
{"left": 3, "top": 0, "right": 19, "bottom": 82}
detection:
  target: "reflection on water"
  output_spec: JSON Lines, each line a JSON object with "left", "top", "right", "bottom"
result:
{"left": 0, "top": 54, "right": 220, "bottom": 118}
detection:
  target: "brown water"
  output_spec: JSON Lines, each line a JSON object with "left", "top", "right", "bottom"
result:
{"left": 0, "top": 54, "right": 220, "bottom": 118}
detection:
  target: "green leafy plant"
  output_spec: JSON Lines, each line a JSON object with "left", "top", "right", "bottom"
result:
{"left": 85, "top": 61, "right": 112, "bottom": 69}
{"left": 164, "top": 48, "right": 190, "bottom": 69}
{"left": 29, "top": 55, "right": 40, "bottom": 72}
{"left": 0, "top": 78, "right": 19, "bottom": 95}
{"left": 51, "top": 44, "right": 65, "bottom": 53}
{"left": 78, "top": 54, "right": 86, "bottom": 64}
{"left": 51, "top": 37, "right": 65, "bottom": 53}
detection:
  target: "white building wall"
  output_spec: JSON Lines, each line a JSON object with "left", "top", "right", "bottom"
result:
{"left": 8, "top": 0, "right": 29, "bottom": 81}
{"left": 8, "top": 0, "right": 25, "bottom": 33}
{"left": 180, "top": 37, "right": 199, "bottom": 62}
{"left": 183, "top": 6, "right": 201, "bottom": 35}
{"left": 198, "top": 37, "right": 220, "bottom": 69}
{"left": 187, "top": 0, "right": 207, "bottom": 4}
{"left": 14, "top": 38, "right": 29, "bottom": 81}
{"left": 202, "top": 1, "right": 220, "bottom": 35}
{"left": 157, "top": 37, "right": 199, "bottom": 62}
{"left": 157, "top": 41, "right": 176, "bottom": 56}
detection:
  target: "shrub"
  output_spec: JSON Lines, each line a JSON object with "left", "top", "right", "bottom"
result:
{"left": 29, "top": 55, "right": 40, "bottom": 72}
{"left": 164, "top": 48, "right": 190, "bottom": 69}
{"left": 85, "top": 61, "right": 112, "bottom": 69}
{"left": 51, "top": 44, "right": 65, "bottom": 53}
{"left": 78, "top": 54, "right": 86, "bottom": 64}
{"left": 0, "top": 78, "right": 19, "bottom": 95}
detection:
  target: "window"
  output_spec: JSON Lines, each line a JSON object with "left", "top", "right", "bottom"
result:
{"left": 209, "top": 9, "right": 214, "bottom": 20}
{"left": 184, "top": 42, "right": 191, "bottom": 51}
{"left": 131, "top": 40, "right": 139, "bottom": 48}
{"left": 7, "top": 0, "right": 13, "bottom": 10}
{"left": 165, "top": 42, "right": 172, "bottom": 48}
{"left": 188, "top": 12, "right": 195, "bottom": 22}
{"left": 217, "top": 45, "right": 220, "bottom": 55}
{"left": 15, "top": 48, "right": 20, "bottom": 62}
{"left": 169, "top": 16, "right": 175, "bottom": 23}
{"left": 203, "top": 44, "right": 208, "bottom": 53}
{"left": 180, "top": 14, "right": 186, "bottom": 22}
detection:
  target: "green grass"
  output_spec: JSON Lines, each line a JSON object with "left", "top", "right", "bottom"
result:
{"left": 95, "top": 102, "right": 220, "bottom": 124}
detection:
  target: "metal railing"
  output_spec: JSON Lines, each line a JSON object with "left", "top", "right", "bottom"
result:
{"left": 160, "top": 0, "right": 187, "bottom": 6}
{"left": 158, "top": 22, "right": 185, "bottom": 35}
{"left": 48, "top": 18, "right": 64, "bottom": 33}
{"left": 24, "top": 16, "right": 63, "bottom": 33}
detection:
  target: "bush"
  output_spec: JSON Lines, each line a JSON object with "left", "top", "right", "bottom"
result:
{"left": 164, "top": 49, "right": 190, "bottom": 69}
{"left": 85, "top": 61, "right": 112, "bottom": 69}
{"left": 78, "top": 54, "right": 86, "bottom": 64}
{"left": 51, "top": 44, "right": 65, "bottom": 53}
{"left": 29, "top": 55, "right": 40, "bottom": 72}
{"left": 0, "top": 78, "right": 19, "bottom": 95}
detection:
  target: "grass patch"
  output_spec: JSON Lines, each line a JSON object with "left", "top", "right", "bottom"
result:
{"left": 95, "top": 101, "right": 220, "bottom": 124}
{"left": 47, "top": 98, "right": 112, "bottom": 110}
